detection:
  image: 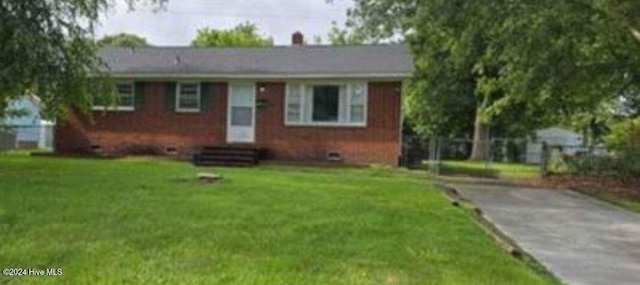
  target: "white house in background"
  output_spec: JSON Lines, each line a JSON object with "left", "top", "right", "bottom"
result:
{"left": 1, "top": 96, "right": 54, "bottom": 149}
{"left": 525, "top": 127, "right": 584, "bottom": 164}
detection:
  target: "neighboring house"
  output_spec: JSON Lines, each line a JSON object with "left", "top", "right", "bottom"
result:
{"left": 55, "top": 33, "right": 414, "bottom": 165}
{"left": 2, "top": 96, "right": 54, "bottom": 149}
{"left": 525, "top": 127, "right": 584, "bottom": 164}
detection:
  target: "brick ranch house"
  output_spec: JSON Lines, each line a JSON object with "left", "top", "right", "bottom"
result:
{"left": 55, "top": 33, "right": 414, "bottom": 165}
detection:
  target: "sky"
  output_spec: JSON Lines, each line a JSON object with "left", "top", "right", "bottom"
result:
{"left": 96, "top": 0, "right": 354, "bottom": 46}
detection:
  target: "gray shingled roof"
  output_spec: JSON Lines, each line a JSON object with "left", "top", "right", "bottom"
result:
{"left": 100, "top": 45, "right": 413, "bottom": 79}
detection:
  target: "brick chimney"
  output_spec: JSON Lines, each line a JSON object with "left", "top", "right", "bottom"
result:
{"left": 292, "top": 31, "right": 304, "bottom": 46}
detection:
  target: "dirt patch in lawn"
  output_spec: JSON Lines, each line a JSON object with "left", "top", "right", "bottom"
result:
{"left": 440, "top": 173, "right": 640, "bottom": 212}
{"left": 535, "top": 175, "right": 640, "bottom": 200}
{"left": 483, "top": 175, "right": 640, "bottom": 212}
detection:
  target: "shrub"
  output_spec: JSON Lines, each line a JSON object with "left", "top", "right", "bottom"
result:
{"left": 605, "top": 117, "right": 640, "bottom": 151}
{"left": 561, "top": 153, "right": 621, "bottom": 176}
{"left": 605, "top": 117, "right": 640, "bottom": 178}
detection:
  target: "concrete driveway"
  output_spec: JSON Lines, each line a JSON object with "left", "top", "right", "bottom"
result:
{"left": 453, "top": 184, "right": 640, "bottom": 285}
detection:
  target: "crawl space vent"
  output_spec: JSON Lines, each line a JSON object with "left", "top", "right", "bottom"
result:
{"left": 326, "top": 151, "right": 343, "bottom": 161}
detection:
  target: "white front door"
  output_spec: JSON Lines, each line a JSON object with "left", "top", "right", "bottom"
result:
{"left": 226, "top": 82, "right": 256, "bottom": 143}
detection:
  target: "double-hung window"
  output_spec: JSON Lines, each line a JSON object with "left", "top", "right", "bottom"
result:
{"left": 92, "top": 82, "right": 135, "bottom": 111}
{"left": 285, "top": 82, "right": 367, "bottom": 126}
{"left": 176, "top": 83, "right": 201, "bottom": 112}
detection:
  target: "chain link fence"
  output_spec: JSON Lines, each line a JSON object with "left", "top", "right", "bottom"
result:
{"left": 403, "top": 136, "right": 542, "bottom": 178}
{"left": 402, "top": 136, "right": 638, "bottom": 182}
{"left": 0, "top": 125, "right": 54, "bottom": 152}
{"left": 541, "top": 143, "right": 639, "bottom": 181}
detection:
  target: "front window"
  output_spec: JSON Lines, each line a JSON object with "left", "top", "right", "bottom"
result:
{"left": 176, "top": 83, "right": 200, "bottom": 112}
{"left": 92, "top": 82, "right": 135, "bottom": 111}
{"left": 312, "top": 86, "right": 340, "bottom": 122}
{"left": 286, "top": 82, "right": 367, "bottom": 126}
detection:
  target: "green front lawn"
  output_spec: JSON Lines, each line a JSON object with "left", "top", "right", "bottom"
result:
{"left": 0, "top": 155, "right": 554, "bottom": 284}
{"left": 439, "top": 160, "right": 540, "bottom": 179}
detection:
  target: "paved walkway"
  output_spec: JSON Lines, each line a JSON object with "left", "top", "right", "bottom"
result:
{"left": 453, "top": 184, "right": 640, "bottom": 285}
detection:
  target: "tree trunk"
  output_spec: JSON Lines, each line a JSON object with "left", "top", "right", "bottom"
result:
{"left": 470, "top": 114, "right": 490, "bottom": 160}
{"left": 470, "top": 92, "right": 491, "bottom": 161}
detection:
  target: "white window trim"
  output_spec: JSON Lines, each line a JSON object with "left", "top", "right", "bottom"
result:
{"left": 175, "top": 82, "right": 201, "bottom": 113}
{"left": 92, "top": 82, "right": 135, "bottom": 111}
{"left": 284, "top": 81, "right": 368, "bottom": 127}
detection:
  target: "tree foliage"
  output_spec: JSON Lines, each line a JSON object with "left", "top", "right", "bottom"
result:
{"left": 606, "top": 117, "right": 640, "bottom": 150}
{"left": 346, "top": 0, "right": 640, "bottom": 158}
{"left": 605, "top": 116, "right": 640, "bottom": 175}
{"left": 97, "top": 33, "right": 150, "bottom": 47}
{"left": 0, "top": 0, "right": 165, "bottom": 120}
{"left": 327, "top": 22, "right": 365, "bottom": 45}
{"left": 191, "top": 22, "right": 273, "bottom": 47}
{"left": 345, "top": 0, "right": 417, "bottom": 43}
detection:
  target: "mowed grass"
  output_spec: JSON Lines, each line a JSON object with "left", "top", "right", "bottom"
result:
{"left": 0, "top": 155, "right": 554, "bottom": 284}
{"left": 439, "top": 160, "right": 540, "bottom": 179}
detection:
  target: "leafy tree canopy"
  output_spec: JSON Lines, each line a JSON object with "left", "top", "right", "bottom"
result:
{"left": 346, "top": 0, "right": 640, "bottom": 158}
{"left": 327, "top": 21, "right": 365, "bottom": 45}
{"left": 345, "top": 0, "right": 416, "bottom": 43}
{"left": 0, "top": 0, "right": 166, "bottom": 120}
{"left": 191, "top": 22, "right": 273, "bottom": 47}
{"left": 97, "top": 33, "right": 150, "bottom": 47}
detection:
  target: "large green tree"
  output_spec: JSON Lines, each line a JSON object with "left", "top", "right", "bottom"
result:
{"left": 98, "top": 33, "right": 150, "bottom": 47}
{"left": 0, "top": 0, "right": 165, "bottom": 120}
{"left": 191, "top": 22, "right": 273, "bottom": 47}
{"left": 327, "top": 22, "right": 365, "bottom": 45}
{"left": 345, "top": 0, "right": 416, "bottom": 43}
{"left": 346, "top": 0, "right": 640, "bottom": 159}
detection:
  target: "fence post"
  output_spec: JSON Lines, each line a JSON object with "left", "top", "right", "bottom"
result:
{"left": 429, "top": 137, "right": 439, "bottom": 176}
{"left": 502, "top": 139, "right": 508, "bottom": 162}
{"left": 588, "top": 144, "right": 596, "bottom": 176}
{"left": 540, "top": 142, "right": 549, "bottom": 177}
{"left": 435, "top": 137, "right": 441, "bottom": 176}
{"left": 427, "top": 137, "right": 441, "bottom": 176}
{"left": 484, "top": 137, "right": 492, "bottom": 170}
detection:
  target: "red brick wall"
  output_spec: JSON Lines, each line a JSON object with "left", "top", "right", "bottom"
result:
{"left": 255, "top": 82, "right": 402, "bottom": 165}
{"left": 55, "top": 81, "right": 402, "bottom": 165}
{"left": 55, "top": 82, "right": 228, "bottom": 156}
